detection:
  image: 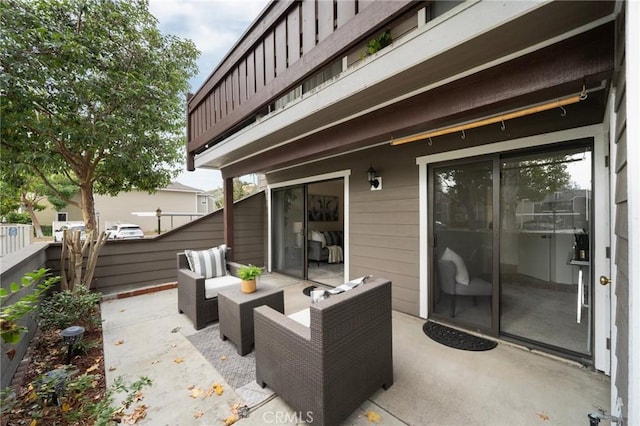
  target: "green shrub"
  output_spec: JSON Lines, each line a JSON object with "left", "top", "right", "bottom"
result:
{"left": 0, "top": 268, "right": 59, "bottom": 344}
{"left": 4, "top": 212, "right": 31, "bottom": 224}
{"left": 17, "top": 368, "right": 151, "bottom": 425}
{"left": 40, "top": 225, "right": 53, "bottom": 237}
{"left": 39, "top": 287, "right": 102, "bottom": 331}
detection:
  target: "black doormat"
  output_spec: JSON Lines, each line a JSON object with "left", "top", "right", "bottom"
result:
{"left": 423, "top": 321, "right": 497, "bottom": 351}
{"left": 302, "top": 285, "right": 317, "bottom": 296}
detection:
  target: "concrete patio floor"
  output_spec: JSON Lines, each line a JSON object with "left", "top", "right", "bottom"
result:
{"left": 101, "top": 272, "right": 610, "bottom": 425}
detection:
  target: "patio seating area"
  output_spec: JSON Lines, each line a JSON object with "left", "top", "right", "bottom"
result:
{"left": 101, "top": 272, "right": 610, "bottom": 425}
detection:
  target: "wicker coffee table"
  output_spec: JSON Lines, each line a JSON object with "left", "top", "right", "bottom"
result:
{"left": 218, "top": 285, "right": 284, "bottom": 355}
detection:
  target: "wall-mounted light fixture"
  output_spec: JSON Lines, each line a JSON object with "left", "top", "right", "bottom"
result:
{"left": 367, "top": 166, "right": 382, "bottom": 191}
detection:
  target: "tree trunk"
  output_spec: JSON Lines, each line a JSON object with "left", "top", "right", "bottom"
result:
{"left": 82, "top": 231, "right": 108, "bottom": 290}
{"left": 20, "top": 193, "right": 44, "bottom": 238}
{"left": 79, "top": 181, "right": 97, "bottom": 232}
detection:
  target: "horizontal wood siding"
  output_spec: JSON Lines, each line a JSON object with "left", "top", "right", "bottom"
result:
{"left": 44, "top": 194, "right": 266, "bottom": 296}
{"left": 0, "top": 246, "right": 48, "bottom": 389}
{"left": 267, "top": 142, "right": 426, "bottom": 316}
{"left": 613, "top": 6, "right": 629, "bottom": 422}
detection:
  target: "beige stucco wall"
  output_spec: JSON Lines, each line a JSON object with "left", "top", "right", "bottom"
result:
{"left": 35, "top": 189, "right": 214, "bottom": 234}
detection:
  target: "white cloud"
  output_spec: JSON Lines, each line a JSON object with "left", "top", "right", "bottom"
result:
{"left": 149, "top": 0, "right": 268, "bottom": 90}
{"left": 149, "top": 0, "right": 268, "bottom": 189}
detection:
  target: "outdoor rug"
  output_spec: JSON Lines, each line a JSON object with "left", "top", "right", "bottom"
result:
{"left": 187, "top": 324, "right": 275, "bottom": 408}
{"left": 423, "top": 321, "right": 498, "bottom": 351}
{"left": 302, "top": 285, "right": 317, "bottom": 296}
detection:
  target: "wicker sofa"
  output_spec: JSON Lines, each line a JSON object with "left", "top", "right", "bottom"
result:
{"left": 176, "top": 251, "right": 242, "bottom": 330}
{"left": 254, "top": 278, "right": 393, "bottom": 426}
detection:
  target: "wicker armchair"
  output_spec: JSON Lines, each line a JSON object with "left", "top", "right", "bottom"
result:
{"left": 176, "top": 251, "right": 242, "bottom": 330}
{"left": 254, "top": 278, "right": 393, "bottom": 426}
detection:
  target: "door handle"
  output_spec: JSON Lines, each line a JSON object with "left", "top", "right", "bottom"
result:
{"left": 599, "top": 275, "right": 612, "bottom": 286}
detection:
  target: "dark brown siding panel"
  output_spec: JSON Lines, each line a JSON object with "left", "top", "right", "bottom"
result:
{"left": 234, "top": 67, "right": 241, "bottom": 107}
{"left": 264, "top": 31, "right": 275, "bottom": 83}
{"left": 275, "top": 20, "right": 287, "bottom": 75}
{"left": 287, "top": 6, "right": 301, "bottom": 65}
{"left": 247, "top": 51, "right": 256, "bottom": 96}
{"left": 317, "top": 0, "right": 333, "bottom": 43}
{"left": 215, "top": 87, "right": 222, "bottom": 121}
{"left": 205, "top": 96, "right": 211, "bottom": 129}
{"left": 337, "top": 0, "right": 356, "bottom": 28}
{"left": 301, "top": 0, "right": 316, "bottom": 54}
{"left": 226, "top": 75, "right": 234, "bottom": 111}
{"left": 239, "top": 58, "right": 247, "bottom": 103}
{"left": 255, "top": 42, "right": 265, "bottom": 90}
{"left": 358, "top": 0, "right": 375, "bottom": 12}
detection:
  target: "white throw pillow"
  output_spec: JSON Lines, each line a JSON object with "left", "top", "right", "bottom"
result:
{"left": 185, "top": 244, "right": 227, "bottom": 279}
{"left": 310, "top": 230, "right": 326, "bottom": 247}
{"left": 441, "top": 247, "right": 470, "bottom": 285}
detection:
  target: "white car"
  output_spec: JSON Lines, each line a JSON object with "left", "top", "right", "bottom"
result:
{"left": 106, "top": 224, "right": 145, "bottom": 240}
{"left": 53, "top": 222, "right": 86, "bottom": 242}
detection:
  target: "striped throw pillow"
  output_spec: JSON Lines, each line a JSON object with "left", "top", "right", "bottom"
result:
{"left": 185, "top": 244, "right": 227, "bottom": 279}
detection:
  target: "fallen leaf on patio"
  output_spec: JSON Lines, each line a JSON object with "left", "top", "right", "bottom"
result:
{"left": 174, "top": 357, "right": 184, "bottom": 364}
{"left": 364, "top": 410, "right": 381, "bottom": 423}
{"left": 171, "top": 327, "right": 180, "bottom": 333}
{"left": 171, "top": 343, "right": 177, "bottom": 348}
{"left": 6, "top": 348, "right": 16, "bottom": 360}
{"left": 86, "top": 362, "right": 100, "bottom": 373}
{"left": 151, "top": 360, "right": 160, "bottom": 364}
{"left": 223, "top": 414, "right": 238, "bottom": 425}
{"left": 114, "top": 340, "right": 124, "bottom": 346}
{"left": 194, "top": 410, "right": 204, "bottom": 418}
{"left": 122, "top": 404, "right": 148, "bottom": 424}
{"left": 204, "top": 383, "right": 223, "bottom": 397}
{"left": 120, "top": 309, "right": 126, "bottom": 312}
{"left": 537, "top": 412, "right": 550, "bottom": 421}
{"left": 188, "top": 384, "right": 195, "bottom": 390}
{"left": 109, "top": 366, "right": 117, "bottom": 371}
{"left": 190, "top": 387, "right": 203, "bottom": 398}
{"left": 133, "top": 391, "right": 144, "bottom": 402}
{"left": 220, "top": 355, "right": 227, "bottom": 361}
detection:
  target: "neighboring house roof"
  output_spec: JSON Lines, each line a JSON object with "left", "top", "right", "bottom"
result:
{"left": 163, "top": 182, "right": 206, "bottom": 193}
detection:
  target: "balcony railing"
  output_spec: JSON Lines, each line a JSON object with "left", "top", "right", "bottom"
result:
{"left": 186, "top": 0, "right": 424, "bottom": 168}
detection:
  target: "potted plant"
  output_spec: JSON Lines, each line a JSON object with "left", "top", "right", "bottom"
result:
{"left": 238, "top": 264, "right": 263, "bottom": 294}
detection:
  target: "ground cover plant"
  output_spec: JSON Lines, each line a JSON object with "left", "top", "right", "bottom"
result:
{"left": 1, "top": 274, "right": 150, "bottom": 425}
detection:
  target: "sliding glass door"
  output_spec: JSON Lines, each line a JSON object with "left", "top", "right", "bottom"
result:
{"left": 271, "top": 186, "right": 306, "bottom": 278}
{"left": 429, "top": 141, "right": 593, "bottom": 357}
{"left": 431, "top": 159, "right": 495, "bottom": 332}
{"left": 499, "top": 145, "right": 592, "bottom": 355}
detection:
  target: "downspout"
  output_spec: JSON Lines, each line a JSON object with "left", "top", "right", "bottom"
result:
{"left": 223, "top": 176, "right": 235, "bottom": 260}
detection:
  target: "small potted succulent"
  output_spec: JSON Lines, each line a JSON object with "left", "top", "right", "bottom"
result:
{"left": 238, "top": 264, "right": 263, "bottom": 293}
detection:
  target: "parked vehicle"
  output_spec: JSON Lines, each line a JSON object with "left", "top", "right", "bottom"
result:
{"left": 106, "top": 224, "right": 144, "bottom": 240}
{"left": 53, "top": 222, "right": 86, "bottom": 242}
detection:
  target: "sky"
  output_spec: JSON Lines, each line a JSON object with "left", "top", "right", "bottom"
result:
{"left": 148, "top": 0, "right": 269, "bottom": 191}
